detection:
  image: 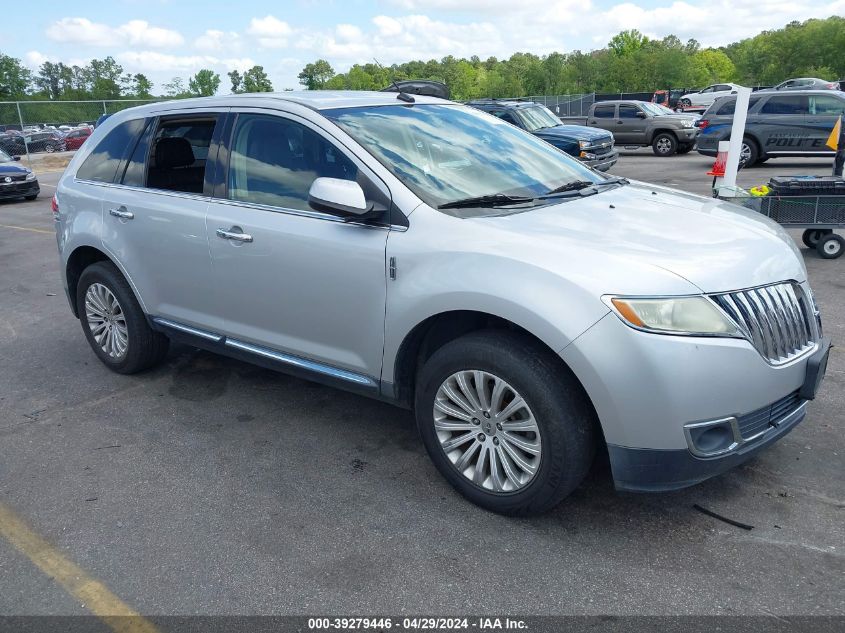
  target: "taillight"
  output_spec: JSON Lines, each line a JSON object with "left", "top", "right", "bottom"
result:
{"left": 51, "top": 193, "right": 59, "bottom": 217}
{"left": 697, "top": 119, "right": 709, "bottom": 129}
{"left": 827, "top": 83, "right": 839, "bottom": 90}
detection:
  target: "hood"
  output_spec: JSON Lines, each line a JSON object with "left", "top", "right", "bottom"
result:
{"left": 651, "top": 113, "right": 700, "bottom": 122}
{"left": 475, "top": 182, "right": 805, "bottom": 295}
{"left": 0, "top": 162, "right": 30, "bottom": 176}
{"left": 535, "top": 124, "right": 611, "bottom": 143}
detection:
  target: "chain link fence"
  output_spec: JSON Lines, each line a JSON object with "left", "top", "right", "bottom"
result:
{"left": 0, "top": 99, "right": 162, "bottom": 166}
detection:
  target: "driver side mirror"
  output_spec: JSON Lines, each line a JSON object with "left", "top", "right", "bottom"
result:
{"left": 308, "top": 177, "right": 374, "bottom": 218}
{"left": 636, "top": 111, "right": 647, "bottom": 118}
{"left": 13, "top": 155, "right": 20, "bottom": 161}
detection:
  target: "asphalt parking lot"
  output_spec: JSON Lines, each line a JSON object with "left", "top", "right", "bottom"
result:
{"left": 0, "top": 153, "right": 843, "bottom": 617}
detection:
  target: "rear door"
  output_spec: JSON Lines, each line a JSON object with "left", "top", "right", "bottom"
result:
{"left": 97, "top": 109, "right": 226, "bottom": 331}
{"left": 588, "top": 104, "right": 617, "bottom": 133}
{"left": 756, "top": 95, "right": 811, "bottom": 156}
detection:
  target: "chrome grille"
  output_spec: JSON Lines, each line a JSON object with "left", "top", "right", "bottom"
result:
{"left": 711, "top": 282, "right": 818, "bottom": 364}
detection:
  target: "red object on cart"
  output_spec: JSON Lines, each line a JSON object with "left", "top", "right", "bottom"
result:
{"left": 707, "top": 147, "right": 727, "bottom": 177}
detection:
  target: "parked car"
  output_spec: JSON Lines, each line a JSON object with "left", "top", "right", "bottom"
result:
{"left": 55, "top": 91, "right": 829, "bottom": 515}
{"left": 768, "top": 78, "right": 840, "bottom": 91}
{"left": 561, "top": 100, "right": 699, "bottom": 156}
{"left": 62, "top": 127, "right": 92, "bottom": 150}
{"left": 0, "top": 148, "right": 39, "bottom": 201}
{"left": 651, "top": 89, "right": 687, "bottom": 109}
{"left": 678, "top": 83, "right": 743, "bottom": 109}
{"left": 696, "top": 90, "right": 845, "bottom": 166}
{"left": 467, "top": 99, "right": 618, "bottom": 171}
{"left": 0, "top": 131, "right": 67, "bottom": 155}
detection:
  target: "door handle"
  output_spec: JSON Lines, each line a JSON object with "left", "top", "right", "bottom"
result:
{"left": 216, "top": 227, "right": 253, "bottom": 243}
{"left": 109, "top": 207, "right": 134, "bottom": 220}
{"left": 617, "top": 121, "right": 624, "bottom": 124}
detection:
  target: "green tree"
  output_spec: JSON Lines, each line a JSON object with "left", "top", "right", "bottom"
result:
{"left": 608, "top": 30, "right": 649, "bottom": 57}
{"left": 298, "top": 59, "right": 335, "bottom": 90}
{"left": 162, "top": 77, "right": 188, "bottom": 98}
{"left": 131, "top": 74, "right": 153, "bottom": 99}
{"left": 228, "top": 70, "right": 243, "bottom": 93}
{"left": 188, "top": 69, "right": 221, "bottom": 96}
{"left": 87, "top": 57, "right": 125, "bottom": 99}
{"left": 242, "top": 65, "right": 273, "bottom": 92}
{"left": 0, "top": 53, "right": 31, "bottom": 98}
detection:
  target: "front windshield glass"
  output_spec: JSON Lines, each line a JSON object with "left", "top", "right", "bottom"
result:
{"left": 325, "top": 104, "right": 603, "bottom": 212}
{"left": 516, "top": 105, "right": 562, "bottom": 132}
{"left": 0, "top": 149, "right": 12, "bottom": 163}
{"left": 641, "top": 102, "right": 671, "bottom": 116}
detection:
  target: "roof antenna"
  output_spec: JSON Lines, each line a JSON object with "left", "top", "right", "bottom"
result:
{"left": 375, "top": 58, "right": 414, "bottom": 103}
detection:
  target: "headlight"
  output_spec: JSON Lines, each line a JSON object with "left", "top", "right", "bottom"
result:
{"left": 578, "top": 140, "right": 590, "bottom": 149}
{"left": 606, "top": 296, "right": 740, "bottom": 336}
{"left": 682, "top": 119, "right": 696, "bottom": 128}
{"left": 25, "top": 171, "right": 36, "bottom": 181}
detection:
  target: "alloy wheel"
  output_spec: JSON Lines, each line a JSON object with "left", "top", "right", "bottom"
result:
{"left": 433, "top": 370, "right": 542, "bottom": 493}
{"left": 656, "top": 138, "right": 672, "bottom": 154}
{"left": 85, "top": 283, "right": 128, "bottom": 359}
{"left": 740, "top": 142, "right": 752, "bottom": 162}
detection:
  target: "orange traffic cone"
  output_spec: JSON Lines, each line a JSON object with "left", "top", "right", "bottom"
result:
{"left": 707, "top": 145, "right": 728, "bottom": 177}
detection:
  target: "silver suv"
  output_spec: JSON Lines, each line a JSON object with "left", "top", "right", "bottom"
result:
{"left": 54, "top": 91, "right": 830, "bottom": 515}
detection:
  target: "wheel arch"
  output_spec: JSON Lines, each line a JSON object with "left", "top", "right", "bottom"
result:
{"left": 65, "top": 245, "right": 146, "bottom": 318}
{"left": 649, "top": 128, "right": 677, "bottom": 144}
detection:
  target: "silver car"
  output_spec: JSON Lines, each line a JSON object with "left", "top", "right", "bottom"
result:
{"left": 54, "top": 91, "right": 830, "bottom": 515}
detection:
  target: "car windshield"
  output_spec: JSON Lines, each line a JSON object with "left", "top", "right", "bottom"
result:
{"left": 516, "top": 105, "right": 562, "bottom": 132}
{"left": 325, "top": 104, "right": 604, "bottom": 214}
{"left": 641, "top": 102, "right": 671, "bottom": 116}
{"left": 0, "top": 149, "right": 12, "bottom": 163}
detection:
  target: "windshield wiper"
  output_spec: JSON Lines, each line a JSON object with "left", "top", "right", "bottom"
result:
{"left": 542, "top": 181, "right": 596, "bottom": 196}
{"left": 438, "top": 193, "right": 535, "bottom": 210}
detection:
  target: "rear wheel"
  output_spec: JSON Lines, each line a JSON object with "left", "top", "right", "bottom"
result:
{"left": 679, "top": 98, "right": 692, "bottom": 108}
{"left": 802, "top": 229, "right": 832, "bottom": 249}
{"left": 76, "top": 261, "right": 169, "bottom": 374}
{"left": 740, "top": 137, "right": 759, "bottom": 167}
{"left": 414, "top": 331, "right": 597, "bottom": 516}
{"left": 652, "top": 133, "right": 678, "bottom": 156}
{"left": 817, "top": 233, "right": 844, "bottom": 259}
{"left": 44, "top": 143, "right": 56, "bottom": 153}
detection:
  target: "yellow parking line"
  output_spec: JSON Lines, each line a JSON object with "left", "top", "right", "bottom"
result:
{"left": 0, "top": 502, "right": 160, "bottom": 633}
{"left": 0, "top": 223, "right": 53, "bottom": 234}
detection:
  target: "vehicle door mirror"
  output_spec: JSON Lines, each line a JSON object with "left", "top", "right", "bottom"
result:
{"left": 730, "top": 91, "right": 738, "bottom": 95}
{"left": 13, "top": 155, "right": 20, "bottom": 161}
{"left": 308, "top": 177, "right": 371, "bottom": 217}
{"left": 636, "top": 111, "right": 647, "bottom": 118}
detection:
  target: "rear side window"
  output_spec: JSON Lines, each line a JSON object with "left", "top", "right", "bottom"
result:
{"left": 593, "top": 105, "right": 615, "bottom": 118}
{"left": 120, "top": 120, "right": 154, "bottom": 187}
{"left": 76, "top": 118, "right": 145, "bottom": 183}
{"left": 227, "top": 113, "right": 358, "bottom": 211}
{"left": 147, "top": 116, "right": 219, "bottom": 194}
{"left": 760, "top": 96, "right": 809, "bottom": 115}
{"left": 714, "top": 97, "right": 760, "bottom": 115}
{"left": 810, "top": 95, "right": 845, "bottom": 115}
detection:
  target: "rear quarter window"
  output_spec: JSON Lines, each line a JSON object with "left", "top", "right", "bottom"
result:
{"left": 760, "top": 96, "right": 809, "bottom": 115}
{"left": 75, "top": 118, "right": 146, "bottom": 183}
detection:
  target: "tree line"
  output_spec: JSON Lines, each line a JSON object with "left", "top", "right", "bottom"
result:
{"left": 298, "top": 17, "right": 845, "bottom": 99}
{"left": 1, "top": 16, "right": 843, "bottom": 103}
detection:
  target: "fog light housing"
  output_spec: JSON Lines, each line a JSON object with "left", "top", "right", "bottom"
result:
{"left": 684, "top": 417, "right": 741, "bottom": 458}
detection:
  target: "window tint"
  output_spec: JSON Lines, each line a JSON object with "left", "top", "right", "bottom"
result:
{"left": 618, "top": 105, "right": 641, "bottom": 119}
{"left": 120, "top": 119, "right": 154, "bottom": 187}
{"left": 593, "top": 105, "right": 615, "bottom": 118}
{"left": 489, "top": 110, "right": 518, "bottom": 125}
{"left": 715, "top": 85, "right": 732, "bottom": 92}
{"left": 228, "top": 114, "right": 358, "bottom": 211}
{"left": 761, "top": 95, "right": 809, "bottom": 115}
{"left": 810, "top": 96, "right": 845, "bottom": 115}
{"left": 716, "top": 97, "right": 760, "bottom": 115}
{"left": 147, "top": 117, "right": 218, "bottom": 194}
{"left": 76, "top": 118, "right": 146, "bottom": 183}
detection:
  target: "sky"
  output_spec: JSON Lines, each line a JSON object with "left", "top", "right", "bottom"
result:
{"left": 5, "top": 0, "right": 845, "bottom": 93}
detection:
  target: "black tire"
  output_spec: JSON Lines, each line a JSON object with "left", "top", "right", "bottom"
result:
{"left": 24, "top": 194, "right": 37, "bottom": 201}
{"left": 741, "top": 137, "right": 760, "bottom": 167}
{"left": 817, "top": 233, "right": 844, "bottom": 259}
{"left": 652, "top": 132, "right": 677, "bottom": 156}
{"left": 677, "top": 143, "right": 694, "bottom": 154}
{"left": 679, "top": 98, "right": 692, "bottom": 108}
{"left": 802, "top": 229, "right": 832, "bottom": 249}
{"left": 76, "top": 261, "right": 169, "bottom": 374}
{"left": 414, "top": 331, "right": 597, "bottom": 516}
{"left": 44, "top": 143, "right": 55, "bottom": 153}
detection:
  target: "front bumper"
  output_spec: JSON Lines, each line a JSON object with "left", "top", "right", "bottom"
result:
{"left": 0, "top": 180, "right": 39, "bottom": 199}
{"left": 580, "top": 149, "right": 619, "bottom": 172}
{"left": 560, "top": 307, "right": 828, "bottom": 491}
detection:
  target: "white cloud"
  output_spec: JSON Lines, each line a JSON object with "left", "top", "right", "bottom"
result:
{"left": 117, "top": 51, "right": 254, "bottom": 75}
{"left": 45, "top": 18, "right": 183, "bottom": 48}
{"left": 247, "top": 15, "right": 294, "bottom": 48}
{"left": 194, "top": 29, "right": 241, "bottom": 53}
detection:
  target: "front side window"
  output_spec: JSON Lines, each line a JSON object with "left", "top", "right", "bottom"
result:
{"left": 228, "top": 114, "right": 358, "bottom": 210}
{"left": 147, "top": 116, "right": 218, "bottom": 194}
{"left": 516, "top": 106, "right": 561, "bottom": 132}
{"left": 76, "top": 118, "right": 146, "bottom": 183}
{"left": 761, "top": 96, "right": 809, "bottom": 115}
{"left": 618, "top": 105, "right": 641, "bottom": 119}
{"left": 325, "top": 104, "right": 603, "bottom": 213}
{"left": 0, "top": 149, "right": 12, "bottom": 163}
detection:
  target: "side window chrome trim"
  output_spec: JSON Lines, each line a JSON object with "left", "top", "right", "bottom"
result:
{"left": 211, "top": 196, "right": 397, "bottom": 230}
{"left": 73, "top": 179, "right": 212, "bottom": 203}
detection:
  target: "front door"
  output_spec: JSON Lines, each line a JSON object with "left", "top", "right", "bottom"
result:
{"left": 615, "top": 104, "right": 647, "bottom": 143}
{"left": 205, "top": 111, "right": 390, "bottom": 382}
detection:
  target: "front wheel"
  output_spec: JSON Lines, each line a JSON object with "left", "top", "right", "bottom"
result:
{"left": 740, "top": 137, "right": 759, "bottom": 167}
{"left": 802, "top": 229, "right": 832, "bottom": 249}
{"left": 76, "top": 261, "right": 169, "bottom": 374}
{"left": 652, "top": 133, "right": 677, "bottom": 156}
{"left": 679, "top": 98, "right": 692, "bottom": 108}
{"left": 414, "top": 331, "right": 597, "bottom": 516}
{"left": 817, "top": 233, "right": 844, "bottom": 259}
{"left": 44, "top": 143, "right": 55, "bottom": 153}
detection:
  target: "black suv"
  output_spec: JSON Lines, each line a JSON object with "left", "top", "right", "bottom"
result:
{"left": 467, "top": 100, "right": 618, "bottom": 172}
{"left": 696, "top": 90, "right": 845, "bottom": 166}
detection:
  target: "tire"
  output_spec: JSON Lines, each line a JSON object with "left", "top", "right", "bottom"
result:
{"left": 679, "top": 98, "right": 692, "bottom": 108}
{"left": 414, "top": 331, "right": 597, "bottom": 516}
{"left": 802, "top": 229, "right": 832, "bottom": 249}
{"left": 76, "top": 261, "right": 169, "bottom": 374}
{"left": 24, "top": 194, "right": 37, "bottom": 201}
{"left": 652, "top": 132, "right": 677, "bottom": 156}
{"left": 677, "top": 143, "right": 694, "bottom": 155}
{"left": 740, "top": 137, "right": 759, "bottom": 167}
{"left": 44, "top": 143, "right": 55, "bottom": 153}
{"left": 817, "top": 233, "right": 844, "bottom": 259}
